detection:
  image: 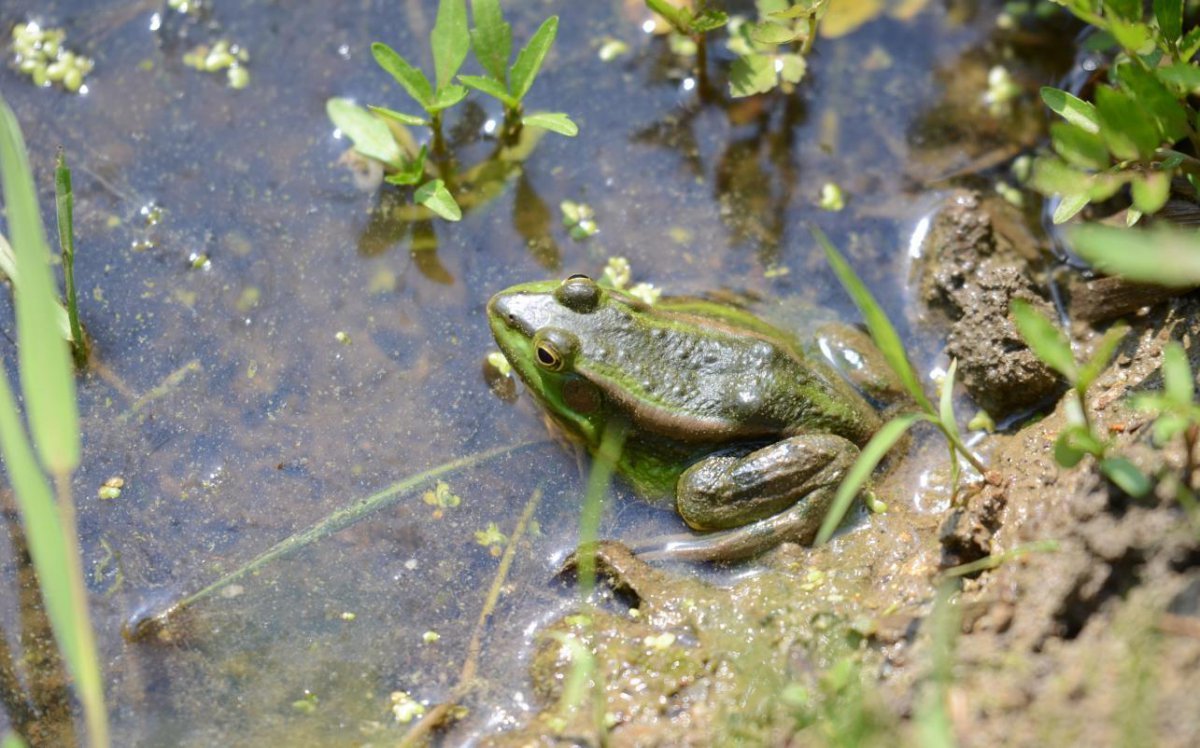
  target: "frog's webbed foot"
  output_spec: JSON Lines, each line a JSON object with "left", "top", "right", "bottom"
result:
{"left": 559, "top": 540, "right": 714, "bottom": 619}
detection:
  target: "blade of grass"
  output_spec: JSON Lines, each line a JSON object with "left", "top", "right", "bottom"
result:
{"left": 814, "top": 227, "right": 934, "bottom": 413}
{"left": 0, "top": 94, "right": 79, "bottom": 473}
{"left": 939, "top": 359, "right": 962, "bottom": 491}
{"left": 0, "top": 93, "right": 106, "bottom": 748}
{"left": 815, "top": 413, "right": 924, "bottom": 545}
{"left": 575, "top": 422, "right": 627, "bottom": 597}
{"left": 126, "top": 440, "right": 546, "bottom": 640}
{"left": 54, "top": 150, "right": 86, "bottom": 368}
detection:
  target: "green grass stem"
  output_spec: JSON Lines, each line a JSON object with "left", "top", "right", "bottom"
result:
{"left": 53, "top": 149, "right": 87, "bottom": 368}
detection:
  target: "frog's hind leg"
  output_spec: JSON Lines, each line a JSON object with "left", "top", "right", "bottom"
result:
{"left": 643, "top": 434, "right": 858, "bottom": 562}
{"left": 633, "top": 484, "right": 841, "bottom": 562}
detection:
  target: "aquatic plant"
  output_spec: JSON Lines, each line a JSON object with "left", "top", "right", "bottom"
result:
{"left": 53, "top": 150, "right": 88, "bottom": 368}
{"left": 646, "top": 0, "right": 827, "bottom": 97}
{"left": 327, "top": 0, "right": 575, "bottom": 223}
{"left": 1033, "top": 0, "right": 1200, "bottom": 223}
{"left": 0, "top": 93, "right": 108, "bottom": 747}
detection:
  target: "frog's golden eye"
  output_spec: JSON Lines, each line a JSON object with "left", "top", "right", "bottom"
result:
{"left": 555, "top": 275, "right": 601, "bottom": 313}
{"left": 532, "top": 328, "right": 579, "bottom": 372}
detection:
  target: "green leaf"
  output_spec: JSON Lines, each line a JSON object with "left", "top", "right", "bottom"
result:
{"left": 645, "top": 0, "right": 693, "bottom": 33}
{"left": 1151, "top": 411, "right": 1190, "bottom": 443}
{"left": 385, "top": 146, "right": 428, "bottom": 186}
{"left": 815, "top": 413, "right": 925, "bottom": 545}
{"left": 431, "top": 0, "right": 470, "bottom": 89}
{"left": 0, "top": 93, "right": 105, "bottom": 748}
{"left": 1131, "top": 171, "right": 1170, "bottom": 215}
{"left": 327, "top": 98, "right": 402, "bottom": 166}
{"left": 469, "top": 0, "right": 512, "bottom": 83}
{"left": 368, "top": 105, "right": 428, "bottom": 127}
{"left": 1162, "top": 342, "right": 1193, "bottom": 404}
{"left": 1077, "top": 323, "right": 1129, "bottom": 392}
{"left": 522, "top": 112, "right": 578, "bottom": 137}
{"left": 415, "top": 179, "right": 462, "bottom": 221}
{"left": 816, "top": 227, "right": 935, "bottom": 413}
{"left": 1154, "top": 0, "right": 1182, "bottom": 42}
{"left": 1068, "top": 225, "right": 1200, "bottom": 286}
{"left": 1180, "top": 28, "right": 1200, "bottom": 59}
{"left": 458, "top": 74, "right": 519, "bottom": 108}
{"left": 1115, "top": 62, "right": 1189, "bottom": 143}
{"left": 1095, "top": 85, "right": 1160, "bottom": 160}
{"left": 729, "top": 54, "right": 777, "bottom": 98}
{"left": 1053, "top": 192, "right": 1091, "bottom": 224}
{"left": 510, "top": 16, "right": 559, "bottom": 102}
{"left": 778, "top": 54, "right": 807, "bottom": 85}
{"left": 0, "top": 95, "right": 78, "bottom": 473}
{"left": 748, "top": 21, "right": 797, "bottom": 45}
{"left": 1041, "top": 87, "right": 1100, "bottom": 134}
{"left": 1050, "top": 122, "right": 1109, "bottom": 171}
{"left": 939, "top": 358, "right": 963, "bottom": 447}
{"left": 1011, "top": 299, "right": 1076, "bottom": 381}
{"left": 690, "top": 9, "right": 731, "bottom": 33}
{"left": 1100, "top": 457, "right": 1153, "bottom": 497}
{"left": 1103, "top": 0, "right": 1141, "bottom": 21}
{"left": 428, "top": 83, "right": 469, "bottom": 113}
{"left": 1055, "top": 424, "right": 1106, "bottom": 467}
{"left": 1108, "top": 19, "right": 1152, "bottom": 51}
{"left": 1155, "top": 62, "right": 1200, "bottom": 92}
{"left": 371, "top": 43, "right": 433, "bottom": 109}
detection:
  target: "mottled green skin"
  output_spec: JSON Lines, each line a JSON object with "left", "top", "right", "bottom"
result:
{"left": 488, "top": 278, "right": 881, "bottom": 536}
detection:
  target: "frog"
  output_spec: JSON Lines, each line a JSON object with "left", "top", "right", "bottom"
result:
{"left": 487, "top": 274, "right": 896, "bottom": 561}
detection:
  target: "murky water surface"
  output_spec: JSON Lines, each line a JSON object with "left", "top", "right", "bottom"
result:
{"left": 0, "top": 1, "right": 1055, "bottom": 744}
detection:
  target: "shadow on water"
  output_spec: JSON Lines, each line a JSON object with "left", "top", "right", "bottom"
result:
{"left": 0, "top": 0, "right": 1079, "bottom": 744}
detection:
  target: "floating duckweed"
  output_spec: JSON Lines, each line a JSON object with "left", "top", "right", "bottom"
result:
{"left": 968, "top": 410, "right": 995, "bottom": 433}
{"left": 188, "top": 252, "right": 211, "bottom": 270}
{"left": 642, "top": 632, "right": 676, "bottom": 650}
{"left": 292, "top": 692, "right": 319, "bottom": 714}
{"left": 168, "top": 0, "right": 204, "bottom": 13}
{"left": 486, "top": 351, "right": 512, "bottom": 378}
{"left": 818, "top": 182, "right": 845, "bottom": 211}
{"left": 97, "top": 476, "right": 125, "bottom": 501}
{"left": 863, "top": 491, "right": 888, "bottom": 514}
{"left": 601, "top": 256, "right": 631, "bottom": 290}
{"left": 422, "top": 480, "right": 462, "bottom": 512}
{"left": 340, "top": 611, "right": 356, "bottom": 621}
{"left": 597, "top": 37, "right": 629, "bottom": 61}
{"left": 10, "top": 21, "right": 94, "bottom": 93}
{"left": 182, "top": 39, "right": 250, "bottom": 89}
{"left": 422, "top": 630, "right": 440, "bottom": 644}
{"left": 995, "top": 181, "right": 1024, "bottom": 208}
{"left": 560, "top": 200, "right": 598, "bottom": 240}
{"left": 334, "top": 330, "right": 351, "bottom": 345}
{"left": 629, "top": 282, "right": 661, "bottom": 306}
{"left": 983, "top": 65, "right": 1020, "bottom": 116}
{"left": 473, "top": 522, "right": 507, "bottom": 553}
{"left": 390, "top": 691, "right": 425, "bottom": 723}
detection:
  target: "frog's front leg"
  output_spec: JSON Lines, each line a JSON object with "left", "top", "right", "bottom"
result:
{"left": 662, "top": 434, "right": 858, "bottom": 561}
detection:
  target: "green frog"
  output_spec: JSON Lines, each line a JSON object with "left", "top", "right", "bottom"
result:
{"left": 488, "top": 274, "right": 894, "bottom": 561}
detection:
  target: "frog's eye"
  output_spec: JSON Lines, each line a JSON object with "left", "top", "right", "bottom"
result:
{"left": 532, "top": 328, "right": 579, "bottom": 372}
{"left": 555, "top": 275, "right": 601, "bottom": 313}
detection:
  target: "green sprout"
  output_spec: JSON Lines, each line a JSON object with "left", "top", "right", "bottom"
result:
{"left": 812, "top": 228, "right": 988, "bottom": 544}
{"left": 1010, "top": 299, "right": 1151, "bottom": 497}
{"left": 645, "top": 0, "right": 729, "bottom": 91}
{"left": 1131, "top": 342, "right": 1200, "bottom": 524}
{"left": 726, "top": 0, "right": 827, "bottom": 98}
{"left": 53, "top": 150, "right": 88, "bottom": 368}
{"left": 1032, "top": 0, "right": 1200, "bottom": 223}
{"left": 459, "top": 0, "right": 577, "bottom": 138}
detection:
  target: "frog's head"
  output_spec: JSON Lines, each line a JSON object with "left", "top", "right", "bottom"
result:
{"left": 488, "top": 275, "right": 624, "bottom": 448}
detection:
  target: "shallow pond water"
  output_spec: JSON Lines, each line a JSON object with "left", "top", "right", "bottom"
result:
{"left": 0, "top": 0, "right": 1062, "bottom": 744}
